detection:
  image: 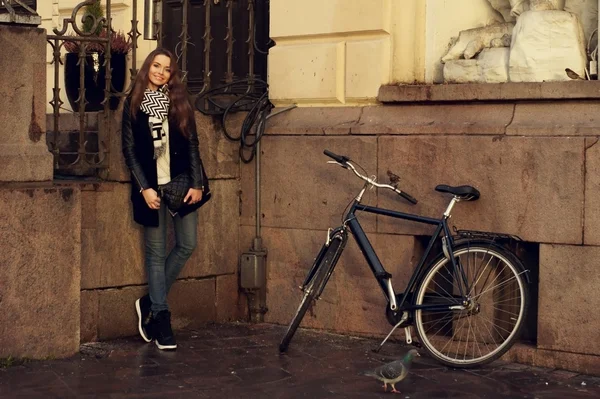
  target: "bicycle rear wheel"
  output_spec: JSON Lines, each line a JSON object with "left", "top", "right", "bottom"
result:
{"left": 278, "top": 234, "right": 346, "bottom": 352}
{"left": 414, "top": 241, "right": 529, "bottom": 367}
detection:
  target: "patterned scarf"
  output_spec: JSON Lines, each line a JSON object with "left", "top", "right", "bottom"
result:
{"left": 140, "top": 85, "right": 170, "bottom": 159}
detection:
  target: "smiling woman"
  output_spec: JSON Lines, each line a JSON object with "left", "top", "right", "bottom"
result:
{"left": 147, "top": 55, "right": 172, "bottom": 91}
{"left": 121, "top": 47, "right": 211, "bottom": 352}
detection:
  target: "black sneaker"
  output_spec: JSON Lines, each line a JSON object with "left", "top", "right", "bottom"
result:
{"left": 135, "top": 295, "right": 153, "bottom": 343}
{"left": 153, "top": 310, "right": 177, "bottom": 350}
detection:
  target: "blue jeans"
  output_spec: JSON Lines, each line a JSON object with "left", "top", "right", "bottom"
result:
{"left": 144, "top": 202, "right": 198, "bottom": 314}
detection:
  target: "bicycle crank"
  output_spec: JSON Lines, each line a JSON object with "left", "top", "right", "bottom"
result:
{"left": 372, "top": 311, "right": 409, "bottom": 353}
{"left": 404, "top": 326, "right": 412, "bottom": 345}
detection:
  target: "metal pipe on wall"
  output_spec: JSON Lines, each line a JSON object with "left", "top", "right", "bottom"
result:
{"left": 255, "top": 140, "right": 262, "bottom": 247}
{"left": 251, "top": 138, "right": 267, "bottom": 323}
{"left": 143, "top": 0, "right": 157, "bottom": 40}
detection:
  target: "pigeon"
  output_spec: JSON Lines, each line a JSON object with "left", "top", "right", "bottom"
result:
{"left": 361, "top": 349, "right": 420, "bottom": 394}
{"left": 386, "top": 170, "right": 401, "bottom": 186}
{"left": 565, "top": 68, "right": 585, "bottom": 80}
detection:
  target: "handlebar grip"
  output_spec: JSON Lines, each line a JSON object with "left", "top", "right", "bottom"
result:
{"left": 399, "top": 190, "right": 418, "bottom": 205}
{"left": 323, "top": 149, "right": 349, "bottom": 164}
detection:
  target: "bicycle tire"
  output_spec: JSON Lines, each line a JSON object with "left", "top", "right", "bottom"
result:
{"left": 413, "top": 240, "right": 529, "bottom": 368}
{"left": 279, "top": 235, "right": 345, "bottom": 353}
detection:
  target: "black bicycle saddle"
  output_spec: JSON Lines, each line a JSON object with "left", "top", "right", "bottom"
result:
{"left": 435, "top": 185, "right": 480, "bottom": 201}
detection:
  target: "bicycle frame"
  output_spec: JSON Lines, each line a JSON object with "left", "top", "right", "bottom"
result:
{"left": 352, "top": 201, "right": 468, "bottom": 310}
{"left": 301, "top": 196, "right": 471, "bottom": 314}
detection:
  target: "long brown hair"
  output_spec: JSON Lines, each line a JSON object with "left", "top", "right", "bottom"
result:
{"left": 130, "top": 48, "right": 194, "bottom": 139}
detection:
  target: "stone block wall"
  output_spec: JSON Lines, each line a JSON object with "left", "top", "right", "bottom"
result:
{"left": 0, "top": 25, "right": 52, "bottom": 181}
{"left": 240, "top": 99, "right": 600, "bottom": 375}
{"left": 0, "top": 187, "right": 81, "bottom": 359}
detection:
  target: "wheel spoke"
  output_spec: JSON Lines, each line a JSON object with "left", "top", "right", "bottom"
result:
{"left": 414, "top": 245, "right": 527, "bottom": 366}
{"left": 473, "top": 271, "right": 526, "bottom": 300}
{"left": 467, "top": 251, "right": 495, "bottom": 296}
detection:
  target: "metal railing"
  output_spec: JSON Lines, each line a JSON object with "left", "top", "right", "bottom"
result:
{"left": 161, "top": 0, "right": 268, "bottom": 97}
{"left": 155, "top": 0, "right": 257, "bottom": 91}
{"left": 46, "top": 0, "right": 139, "bottom": 171}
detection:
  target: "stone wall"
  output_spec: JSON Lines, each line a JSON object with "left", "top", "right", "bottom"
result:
{"left": 0, "top": 186, "right": 81, "bottom": 359}
{"left": 0, "top": 24, "right": 74, "bottom": 359}
{"left": 240, "top": 99, "right": 600, "bottom": 375}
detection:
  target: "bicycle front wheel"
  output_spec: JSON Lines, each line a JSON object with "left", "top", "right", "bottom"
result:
{"left": 278, "top": 234, "right": 345, "bottom": 353}
{"left": 414, "top": 241, "right": 529, "bottom": 367}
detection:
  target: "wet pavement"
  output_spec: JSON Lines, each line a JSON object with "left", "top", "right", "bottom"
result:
{"left": 1, "top": 323, "right": 599, "bottom": 398}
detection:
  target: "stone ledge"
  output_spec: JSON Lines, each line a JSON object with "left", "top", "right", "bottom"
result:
{"left": 265, "top": 107, "right": 362, "bottom": 135}
{"left": 508, "top": 101, "right": 600, "bottom": 136}
{"left": 266, "top": 99, "right": 600, "bottom": 136}
{"left": 353, "top": 103, "right": 514, "bottom": 135}
{"left": 0, "top": 143, "right": 53, "bottom": 182}
{"left": 378, "top": 81, "right": 600, "bottom": 103}
{"left": 266, "top": 104, "right": 515, "bottom": 136}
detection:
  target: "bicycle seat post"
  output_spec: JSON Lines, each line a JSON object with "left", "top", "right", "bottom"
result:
{"left": 443, "top": 196, "right": 460, "bottom": 219}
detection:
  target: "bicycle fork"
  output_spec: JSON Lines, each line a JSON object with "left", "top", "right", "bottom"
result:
{"left": 299, "top": 228, "right": 347, "bottom": 298}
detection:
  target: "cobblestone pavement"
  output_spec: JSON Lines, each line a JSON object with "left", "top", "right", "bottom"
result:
{"left": 1, "top": 323, "right": 599, "bottom": 398}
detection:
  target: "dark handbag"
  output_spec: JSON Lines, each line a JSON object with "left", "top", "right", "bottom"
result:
{"left": 160, "top": 173, "right": 192, "bottom": 212}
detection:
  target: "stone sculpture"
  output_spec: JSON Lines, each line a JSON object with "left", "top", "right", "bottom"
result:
{"left": 442, "top": 0, "right": 589, "bottom": 83}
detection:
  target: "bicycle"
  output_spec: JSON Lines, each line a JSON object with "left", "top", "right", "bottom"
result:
{"left": 278, "top": 150, "right": 530, "bottom": 368}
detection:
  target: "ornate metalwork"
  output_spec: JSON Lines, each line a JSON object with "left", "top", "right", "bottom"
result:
{"left": 127, "top": 0, "right": 142, "bottom": 85}
{"left": 202, "top": 0, "right": 213, "bottom": 93}
{"left": 224, "top": 0, "right": 234, "bottom": 84}
{"left": 156, "top": 0, "right": 163, "bottom": 47}
{"left": 52, "top": 0, "right": 104, "bottom": 36}
{"left": 247, "top": 0, "right": 255, "bottom": 80}
{"left": 177, "top": 0, "right": 190, "bottom": 83}
{"left": 46, "top": 0, "right": 139, "bottom": 171}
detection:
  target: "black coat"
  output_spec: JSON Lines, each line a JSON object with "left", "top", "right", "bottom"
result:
{"left": 121, "top": 97, "right": 211, "bottom": 227}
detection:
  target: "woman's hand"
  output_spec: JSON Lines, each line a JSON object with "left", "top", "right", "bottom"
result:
{"left": 184, "top": 188, "right": 203, "bottom": 205}
{"left": 142, "top": 188, "right": 161, "bottom": 210}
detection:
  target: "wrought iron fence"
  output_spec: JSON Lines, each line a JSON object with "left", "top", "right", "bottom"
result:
{"left": 46, "top": 0, "right": 140, "bottom": 171}
{"left": 46, "top": 0, "right": 268, "bottom": 174}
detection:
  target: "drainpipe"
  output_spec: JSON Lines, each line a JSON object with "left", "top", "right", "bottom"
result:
{"left": 240, "top": 135, "right": 268, "bottom": 323}
{"left": 240, "top": 105, "right": 296, "bottom": 323}
{"left": 143, "top": 0, "right": 156, "bottom": 40}
{"left": 597, "top": 0, "right": 600, "bottom": 78}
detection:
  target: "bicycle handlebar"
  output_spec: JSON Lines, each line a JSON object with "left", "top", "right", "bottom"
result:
{"left": 323, "top": 149, "right": 418, "bottom": 205}
{"left": 323, "top": 149, "right": 349, "bottom": 164}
